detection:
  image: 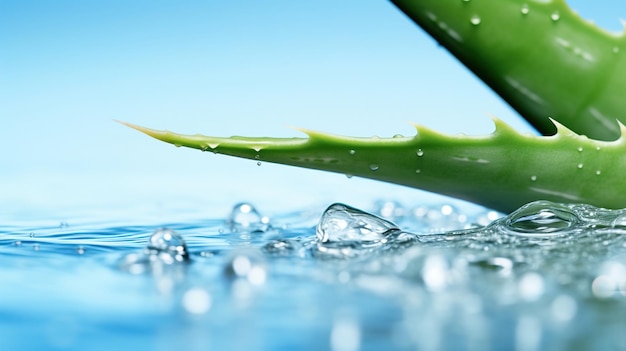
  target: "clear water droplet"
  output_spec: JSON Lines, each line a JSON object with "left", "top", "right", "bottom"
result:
{"left": 349, "top": 149, "right": 356, "bottom": 155}
{"left": 316, "top": 203, "right": 399, "bottom": 244}
{"left": 76, "top": 246, "right": 85, "bottom": 255}
{"left": 33, "top": 243, "right": 39, "bottom": 251}
{"left": 345, "top": 174, "right": 353, "bottom": 179}
{"left": 254, "top": 154, "right": 260, "bottom": 160}
{"left": 613, "top": 47, "right": 620, "bottom": 54}
{"left": 596, "top": 146, "right": 601, "bottom": 151}
{"left": 521, "top": 4, "right": 529, "bottom": 15}
{"left": 596, "top": 170, "right": 602, "bottom": 176}
{"left": 505, "top": 201, "right": 580, "bottom": 235}
{"left": 228, "top": 203, "right": 270, "bottom": 232}
{"left": 224, "top": 249, "right": 267, "bottom": 285}
{"left": 577, "top": 163, "right": 584, "bottom": 169}
{"left": 415, "top": 169, "right": 421, "bottom": 174}
{"left": 551, "top": 12, "right": 560, "bottom": 21}
{"left": 369, "top": 164, "right": 379, "bottom": 171}
{"left": 146, "top": 228, "right": 190, "bottom": 263}
{"left": 256, "top": 161, "right": 262, "bottom": 166}
{"left": 577, "top": 147, "right": 583, "bottom": 152}
{"left": 393, "top": 134, "right": 404, "bottom": 138}
{"left": 530, "top": 175, "right": 537, "bottom": 182}
{"left": 470, "top": 15, "right": 481, "bottom": 25}
{"left": 14, "top": 240, "right": 21, "bottom": 246}
{"left": 59, "top": 221, "right": 69, "bottom": 228}
{"left": 29, "top": 232, "right": 35, "bottom": 238}
{"left": 416, "top": 149, "right": 424, "bottom": 157}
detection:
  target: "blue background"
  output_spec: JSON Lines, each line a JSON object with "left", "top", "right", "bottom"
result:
{"left": 2, "top": 0, "right": 625, "bottom": 216}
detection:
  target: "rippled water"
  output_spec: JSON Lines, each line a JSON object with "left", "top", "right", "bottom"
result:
{"left": 1, "top": 200, "right": 625, "bottom": 351}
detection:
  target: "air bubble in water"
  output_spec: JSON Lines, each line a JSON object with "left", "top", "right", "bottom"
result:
{"left": 316, "top": 203, "right": 399, "bottom": 244}
{"left": 228, "top": 202, "right": 270, "bottom": 232}
{"left": 146, "top": 228, "right": 190, "bottom": 264}
{"left": 504, "top": 201, "right": 580, "bottom": 235}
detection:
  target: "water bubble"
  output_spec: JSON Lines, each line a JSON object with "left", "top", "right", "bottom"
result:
{"left": 263, "top": 239, "right": 300, "bottom": 256}
{"left": 316, "top": 203, "right": 399, "bottom": 244}
{"left": 146, "top": 228, "right": 190, "bottom": 264}
{"left": 349, "top": 149, "right": 356, "bottom": 156}
{"left": 14, "top": 240, "right": 22, "bottom": 246}
{"left": 470, "top": 15, "right": 481, "bottom": 25}
{"left": 613, "top": 47, "right": 620, "bottom": 54}
{"left": 345, "top": 174, "right": 353, "bottom": 179}
{"left": 521, "top": 4, "right": 529, "bottom": 15}
{"left": 530, "top": 175, "right": 537, "bottom": 182}
{"left": 415, "top": 169, "right": 421, "bottom": 174}
{"left": 224, "top": 249, "right": 267, "bottom": 285}
{"left": 393, "top": 134, "right": 404, "bottom": 138}
{"left": 577, "top": 147, "right": 583, "bottom": 152}
{"left": 76, "top": 246, "right": 85, "bottom": 255}
{"left": 256, "top": 161, "right": 262, "bottom": 166}
{"left": 505, "top": 201, "right": 580, "bottom": 235}
{"left": 577, "top": 163, "right": 583, "bottom": 169}
{"left": 59, "top": 221, "right": 69, "bottom": 228}
{"left": 369, "top": 164, "right": 379, "bottom": 171}
{"left": 227, "top": 202, "right": 270, "bottom": 232}
{"left": 596, "top": 170, "right": 601, "bottom": 176}
{"left": 416, "top": 149, "right": 424, "bottom": 157}
{"left": 550, "top": 12, "right": 560, "bottom": 21}
{"left": 29, "top": 232, "right": 35, "bottom": 238}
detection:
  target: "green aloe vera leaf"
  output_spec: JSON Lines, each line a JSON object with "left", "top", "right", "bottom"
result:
{"left": 391, "top": 0, "right": 626, "bottom": 140}
{"left": 122, "top": 119, "right": 626, "bottom": 213}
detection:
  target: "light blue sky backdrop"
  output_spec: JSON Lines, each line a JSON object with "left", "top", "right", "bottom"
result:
{"left": 1, "top": 1, "right": 625, "bottom": 216}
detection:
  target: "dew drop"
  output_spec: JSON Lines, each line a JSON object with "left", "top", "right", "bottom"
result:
{"left": 76, "top": 246, "right": 85, "bottom": 255}
{"left": 577, "top": 163, "right": 584, "bottom": 169}
{"left": 254, "top": 154, "right": 260, "bottom": 160}
{"left": 29, "top": 232, "right": 35, "bottom": 238}
{"left": 521, "top": 4, "right": 529, "bottom": 15}
{"left": 393, "top": 134, "right": 404, "bottom": 138}
{"left": 416, "top": 149, "right": 424, "bottom": 157}
{"left": 505, "top": 201, "right": 580, "bottom": 235}
{"left": 228, "top": 202, "right": 270, "bottom": 232}
{"left": 550, "top": 11, "right": 560, "bottom": 21}
{"left": 33, "top": 244, "right": 39, "bottom": 251}
{"left": 369, "top": 164, "right": 379, "bottom": 171}
{"left": 577, "top": 147, "right": 583, "bottom": 152}
{"left": 256, "top": 161, "right": 262, "bottom": 166}
{"left": 349, "top": 149, "right": 356, "bottom": 156}
{"left": 596, "top": 146, "right": 601, "bottom": 151}
{"left": 415, "top": 169, "right": 421, "bottom": 174}
{"left": 530, "top": 175, "right": 537, "bottom": 182}
{"left": 470, "top": 15, "right": 481, "bottom": 25}
{"left": 345, "top": 174, "right": 353, "bottom": 179}
{"left": 613, "top": 47, "right": 620, "bottom": 54}
{"left": 596, "top": 170, "right": 602, "bottom": 176}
